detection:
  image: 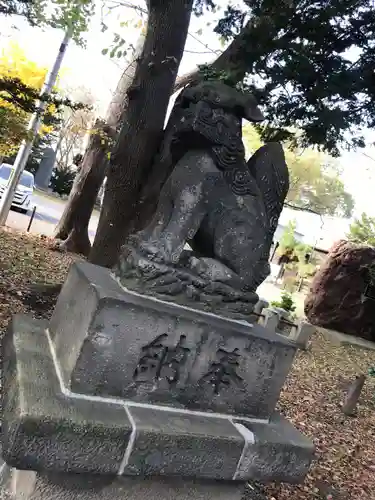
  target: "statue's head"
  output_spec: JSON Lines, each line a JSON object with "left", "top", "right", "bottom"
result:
{"left": 179, "top": 81, "right": 264, "bottom": 123}
{"left": 164, "top": 81, "right": 264, "bottom": 174}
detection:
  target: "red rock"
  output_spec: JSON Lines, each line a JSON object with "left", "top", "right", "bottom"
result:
{"left": 304, "top": 240, "right": 375, "bottom": 342}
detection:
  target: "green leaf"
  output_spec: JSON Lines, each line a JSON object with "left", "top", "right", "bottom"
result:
{"left": 219, "top": 36, "right": 226, "bottom": 48}
{"left": 101, "top": 48, "right": 108, "bottom": 55}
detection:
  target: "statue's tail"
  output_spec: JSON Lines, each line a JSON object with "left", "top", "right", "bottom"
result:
{"left": 247, "top": 142, "right": 289, "bottom": 287}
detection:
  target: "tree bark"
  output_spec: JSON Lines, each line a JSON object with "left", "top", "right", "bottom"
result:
{"left": 53, "top": 33, "right": 146, "bottom": 254}
{"left": 342, "top": 374, "right": 366, "bottom": 416}
{"left": 53, "top": 119, "right": 112, "bottom": 255}
{"left": 89, "top": 0, "right": 194, "bottom": 267}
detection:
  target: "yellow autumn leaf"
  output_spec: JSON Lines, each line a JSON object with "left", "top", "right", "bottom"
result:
{"left": 0, "top": 42, "right": 60, "bottom": 156}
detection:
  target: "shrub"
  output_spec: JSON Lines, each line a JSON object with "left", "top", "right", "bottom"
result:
{"left": 49, "top": 166, "right": 75, "bottom": 196}
{"left": 271, "top": 291, "right": 296, "bottom": 313}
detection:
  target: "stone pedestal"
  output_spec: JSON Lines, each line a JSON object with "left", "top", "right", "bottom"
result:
{"left": 1, "top": 262, "right": 314, "bottom": 499}
{"left": 262, "top": 308, "right": 280, "bottom": 332}
{"left": 290, "top": 321, "right": 315, "bottom": 350}
{"left": 253, "top": 299, "right": 269, "bottom": 315}
{"left": 0, "top": 466, "right": 246, "bottom": 500}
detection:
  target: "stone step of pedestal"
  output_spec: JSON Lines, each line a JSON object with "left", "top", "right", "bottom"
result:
{"left": 0, "top": 468, "right": 248, "bottom": 500}
{"left": 1, "top": 316, "right": 132, "bottom": 476}
{"left": 1, "top": 315, "right": 314, "bottom": 484}
{"left": 48, "top": 262, "right": 297, "bottom": 420}
{"left": 0, "top": 461, "right": 267, "bottom": 500}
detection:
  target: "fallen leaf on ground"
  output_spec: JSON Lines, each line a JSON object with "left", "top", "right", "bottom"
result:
{"left": 0, "top": 228, "right": 374, "bottom": 500}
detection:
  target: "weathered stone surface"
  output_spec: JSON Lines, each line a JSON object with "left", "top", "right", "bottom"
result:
{"left": 253, "top": 299, "right": 269, "bottom": 315}
{"left": 122, "top": 406, "right": 245, "bottom": 479}
{"left": 1, "top": 314, "right": 313, "bottom": 484}
{"left": 262, "top": 309, "right": 279, "bottom": 333}
{"left": 234, "top": 414, "right": 315, "bottom": 483}
{"left": 121, "top": 406, "right": 313, "bottom": 484}
{"left": 1, "top": 315, "right": 132, "bottom": 474}
{"left": 305, "top": 240, "right": 375, "bottom": 342}
{"left": 290, "top": 321, "right": 315, "bottom": 350}
{"left": 1, "top": 470, "right": 246, "bottom": 500}
{"left": 50, "top": 262, "right": 297, "bottom": 420}
{"left": 115, "top": 81, "right": 289, "bottom": 319}
{"left": 0, "top": 447, "right": 12, "bottom": 492}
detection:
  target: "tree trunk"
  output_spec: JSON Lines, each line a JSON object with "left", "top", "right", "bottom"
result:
{"left": 342, "top": 374, "right": 366, "bottom": 416}
{"left": 89, "top": 0, "right": 194, "bottom": 267}
{"left": 53, "top": 33, "right": 146, "bottom": 253}
{"left": 53, "top": 119, "right": 112, "bottom": 255}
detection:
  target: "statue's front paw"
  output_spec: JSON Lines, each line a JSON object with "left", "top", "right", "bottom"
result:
{"left": 188, "top": 257, "right": 241, "bottom": 285}
{"left": 139, "top": 241, "right": 169, "bottom": 263}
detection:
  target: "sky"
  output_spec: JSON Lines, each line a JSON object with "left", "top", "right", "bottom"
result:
{"left": 1, "top": 0, "right": 375, "bottom": 221}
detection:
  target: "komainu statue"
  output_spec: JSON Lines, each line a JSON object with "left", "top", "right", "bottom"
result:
{"left": 115, "top": 81, "right": 289, "bottom": 319}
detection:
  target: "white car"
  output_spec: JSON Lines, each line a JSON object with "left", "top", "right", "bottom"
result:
{"left": 0, "top": 163, "right": 35, "bottom": 214}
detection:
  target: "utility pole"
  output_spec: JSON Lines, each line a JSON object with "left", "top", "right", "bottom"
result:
{"left": 0, "top": 30, "right": 71, "bottom": 226}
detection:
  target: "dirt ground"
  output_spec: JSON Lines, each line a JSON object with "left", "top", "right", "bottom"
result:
{"left": 0, "top": 228, "right": 374, "bottom": 500}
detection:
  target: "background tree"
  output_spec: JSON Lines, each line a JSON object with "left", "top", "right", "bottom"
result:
{"left": 54, "top": 30, "right": 147, "bottom": 255}
{"left": 0, "top": 0, "right": 95, "bottom": 148}
{"left": 278, "top": 221, "right": 299, "bottom": 255}
{"left": 243, "top": 124, "right": 355, "bottom": 217}
{"left": 0, "top": 0, "right": 95, "bottom": 43}
{"left": 48, "top": 90, "right": 95, "bottom": 200}
{"left": 0, "top": 43, "right": 87, "bottom": 166}
{"left": 285, "top": 153, "right": 354, "bottom": 217}
{"left": 0, "top": 104, "right": 27, "bottom": 160}
{"left": 53, "top": 0, "right": 372, "bottom": 265}
{"left": 348, "top": 213, "right": 375, "bottom": 246}
{"left": 0, "top": 43, "right": 57, "bottom": 159}
{"left": 178, "top": 0, "right": 374, "bottom": 155}
{"left": 54, "top": 87, "right": 95, "bottom": 171}
{"left": 0, "top": 0, "right": 41, "bottom": 22}
{"left": 277, "top": 221, "right": 315, "bottom": 291}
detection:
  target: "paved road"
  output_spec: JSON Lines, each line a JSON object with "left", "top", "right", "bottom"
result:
{"left": 6, "top": 191, "right": 100, "bottom": 241}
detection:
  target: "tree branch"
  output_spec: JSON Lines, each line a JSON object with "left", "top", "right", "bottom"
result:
{"left": 173, "top": 22, "right": 251, "bottom": 93}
